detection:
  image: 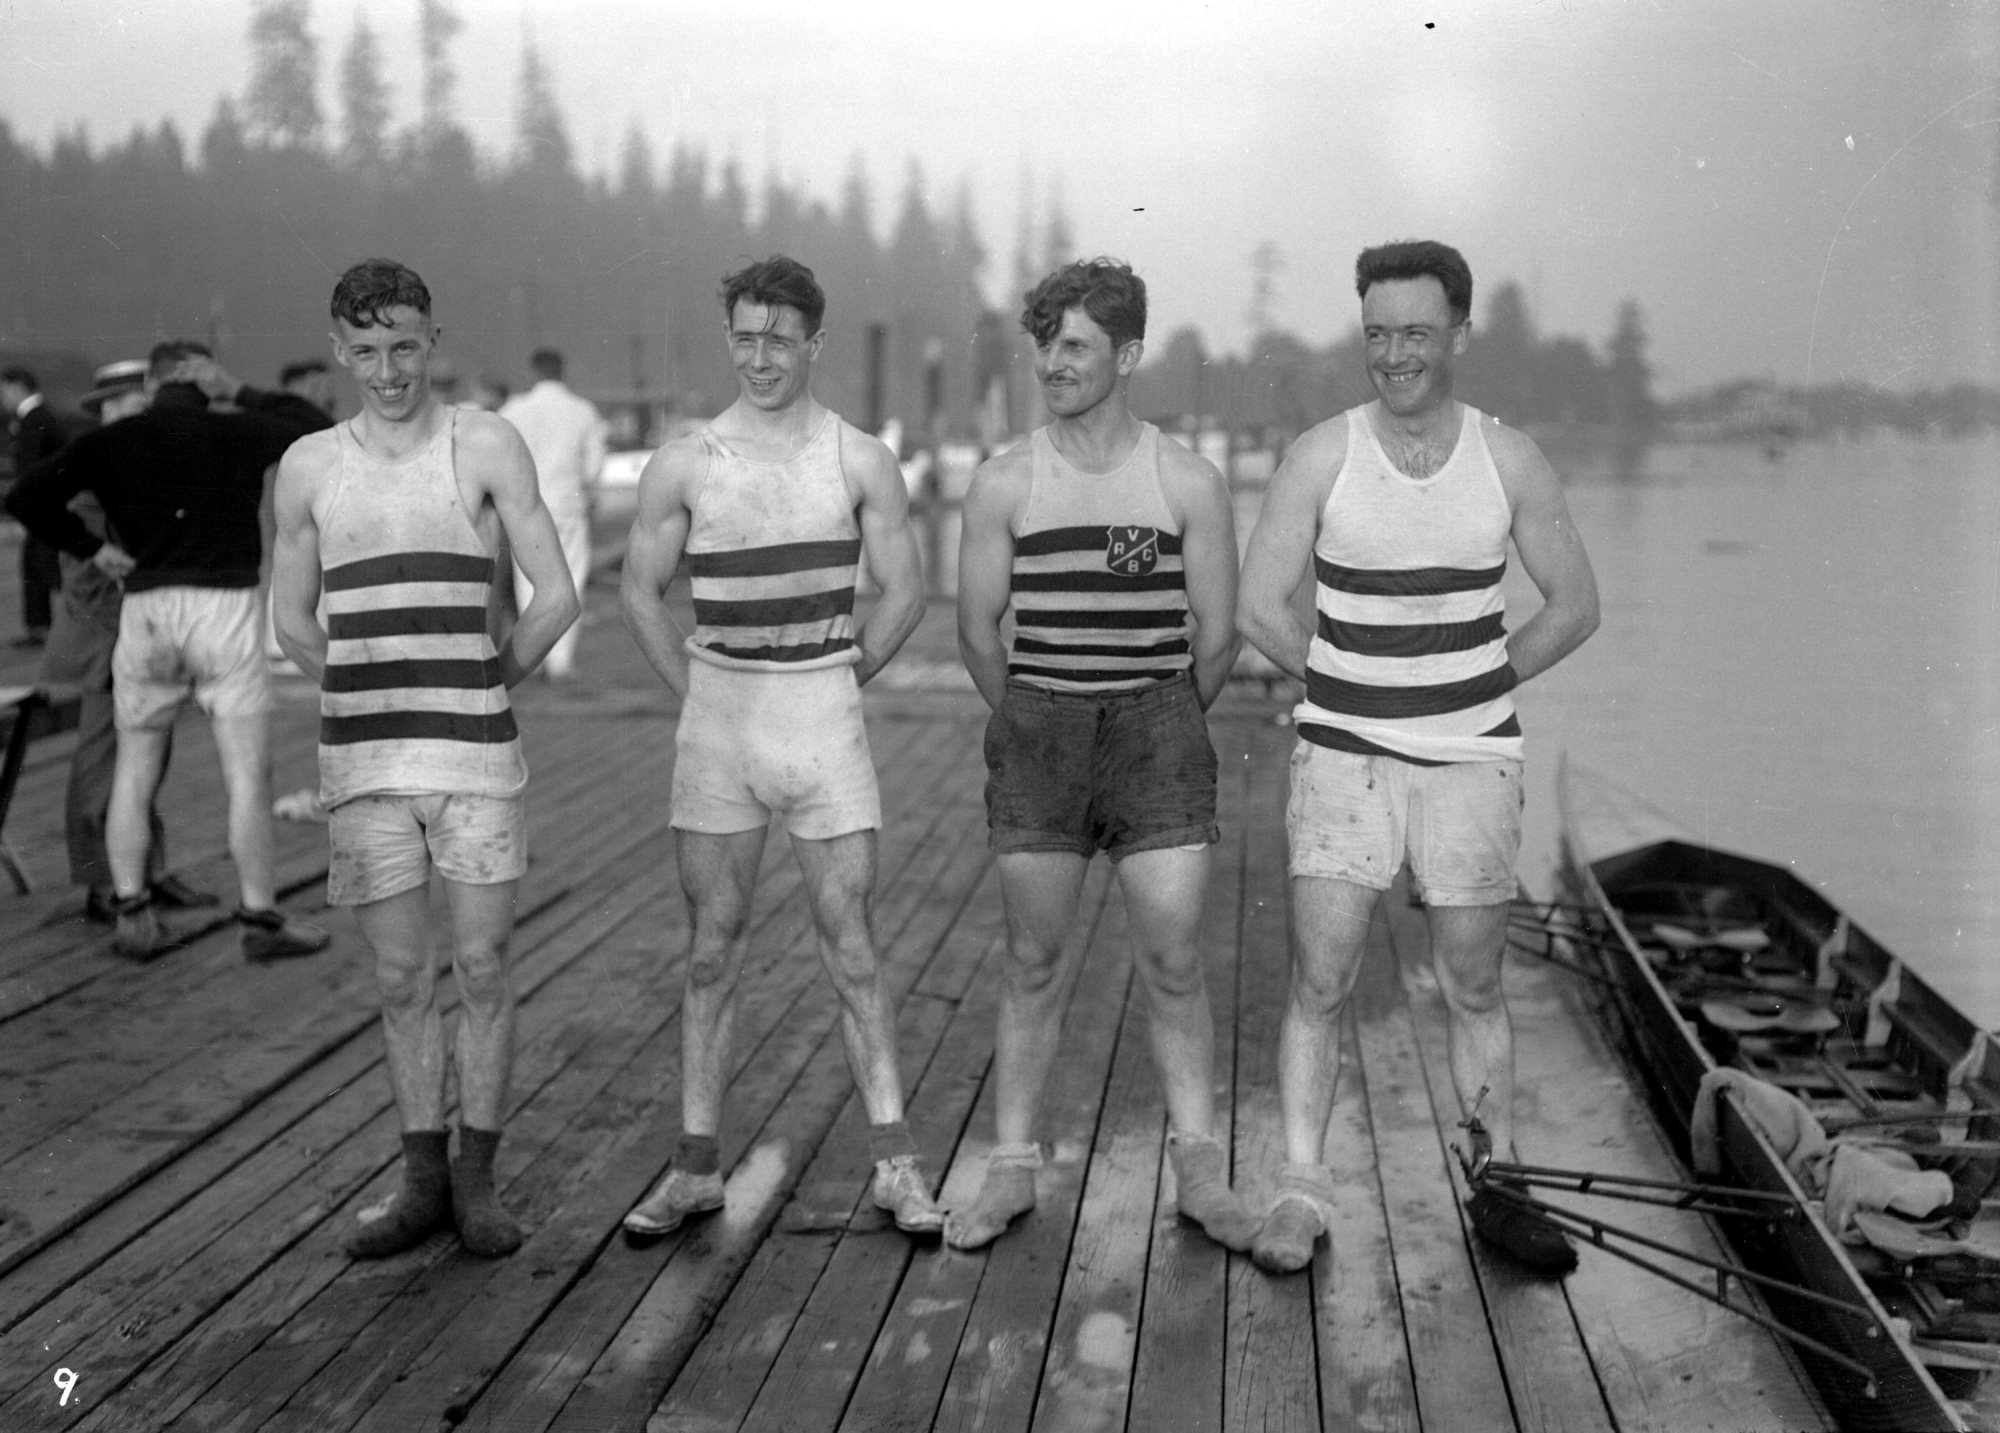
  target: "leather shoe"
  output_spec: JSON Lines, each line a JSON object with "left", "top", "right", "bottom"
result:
{"left": 151, "top": 873, "right": 220, "bottom": 909}
{"left": 1468, "top": 1183, "right": 1577, "bottom": 1276}
{"left": 237, "top": 906, "right": 330, "bottom": 962}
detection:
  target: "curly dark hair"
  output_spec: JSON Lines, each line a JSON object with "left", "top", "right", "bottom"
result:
{"left": 1020, "top": 257, "right": 1147, "bottom": 348}
{"left": 1354, "top": 240, "right": 1474, "bottom": 325}
{"left": 718, "top": 255, "right": 826, "bottom": 335}
{"left": 330, "top": 258, "right": 434, "bottom": 329}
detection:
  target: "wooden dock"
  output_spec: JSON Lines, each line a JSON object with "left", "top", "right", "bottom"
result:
{"left": 0, "top": 566, "right": 1833, "bottom": 1431}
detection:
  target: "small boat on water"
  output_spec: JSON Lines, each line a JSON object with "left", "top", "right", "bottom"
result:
{"left": 1548, "top": 758, "right": 2000, "bottom": 1433}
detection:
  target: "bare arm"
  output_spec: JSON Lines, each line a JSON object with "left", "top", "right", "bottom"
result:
{"left": 1492, "top": 425, "right": 1600, "bottom": 683}
{"left": 1163, "top": 446, "right": 1241, "bottom": 709}
{"left": 1237, "top": 421, "right": 1344, "bottom": 682}
{"left": 843, "top": 425, "right": 925, "bottom": 687}
{"left": 618, "top": 438, "right": 699, "bottom": 698}
{"left": 271, "top": 435, "right": 331, "bottom": 685}
{"left": 955, "top": 451, "right": 1026, "bottom": 710}
{"left": 468, "top": 412, "right": 581, "bottom": 686}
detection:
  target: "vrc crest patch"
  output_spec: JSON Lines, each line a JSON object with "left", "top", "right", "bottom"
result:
{"left": 1105, "top": 526, "right": 1159, "bottom": 577}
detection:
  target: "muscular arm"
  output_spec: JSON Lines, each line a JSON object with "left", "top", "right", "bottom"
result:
{"left": 1163, "top": 445, "right": 1241, "bottom": 708}
{"left": 1237, "top": 421, "right": 1344, "bottom": 683}
{"left": 618, "top": 438, "right": 699, "bottom": 698}
{"left": 466, "top": 412, "right": 580, "bottom": 686}
{"left": 843, "top": 426, "right": 925, "bottom": 687}
{"left": 955, "top": 452, "right": 1026, "bottom": 710}
{"left": 1492, "top": 425, "right": 1600, "bottom": 683}
{"left": 271, "top": 435, "right": 331, "bottom": 685}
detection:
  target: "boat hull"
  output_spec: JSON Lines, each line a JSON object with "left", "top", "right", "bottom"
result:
{"left": 1556, "top": 758, "right": 1985, "bottom": 1433}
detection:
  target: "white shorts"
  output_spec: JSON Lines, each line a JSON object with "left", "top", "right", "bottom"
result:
{"left": 1286, "top": 744, "right": 1523, "bottom": 906}
{"left": 113, "top": 586, "right": 272, "bottom": 731}
{"left": 671, "top": 657, "right": 881, "bottom": 839}
{"left": 327, "top": 792, "right": 528, "bottom": 906}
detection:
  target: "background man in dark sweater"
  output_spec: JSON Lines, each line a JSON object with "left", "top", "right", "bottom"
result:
{"left": 2, "top": 364, "right": 69, "bottom": 645}
{"left": 7, "top": 342, "right": 334, "bottom": 961}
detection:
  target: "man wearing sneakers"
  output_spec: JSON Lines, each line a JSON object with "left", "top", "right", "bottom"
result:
{"left": 6, "top": 341, "right": 333, "bottom": 962}
{"left": 619, "top": 255, "right": 941, "bottom": 1239}
{"left": 948, "top": 258, "right": 1254, "bottom": 1253}
{"left": 272, "top": 258, "right": 580, "bottom": 1259}
{"left": 1236, "top": 240, "right": 1600, "bottom": 1275}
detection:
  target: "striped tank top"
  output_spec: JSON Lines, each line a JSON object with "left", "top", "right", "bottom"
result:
{"left": 685, "top": 410, "right": 861, "bottom": 672}
{"left": 1294, "top": 404, "right": 1523, "bottom": 766}
{"left": 1009, "top": 423, "right": 1191, "bottom": 693}
{"left": 316, "top": 409, "right": 527, "bottom": 806}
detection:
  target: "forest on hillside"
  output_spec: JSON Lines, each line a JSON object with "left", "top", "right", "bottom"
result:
{"left": 15, "top": 0, "right": 1977, "bottom": 455}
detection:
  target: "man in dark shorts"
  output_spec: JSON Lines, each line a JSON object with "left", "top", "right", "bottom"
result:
{"left": 949, "top": 257, "right": 1254, "bottom": 1252}
{"left": 1237, "top": 240, "right": 1600, "bottom": 1275}
{"left": 618, "top": 255, "right": 944, "bottom": 1239}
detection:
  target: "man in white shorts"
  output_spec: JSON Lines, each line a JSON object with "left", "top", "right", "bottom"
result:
{"left": 272, "top": 258, "right": 579, "bottom": 1259}
{"left": 1237, "top": 240, "right": 1600, "bottom": 1275}
{"left": 619, "top": 254, "right": 943, "bottom": 1238}
{"left": 6, "top": 340, "right": 333, "bottom": 962}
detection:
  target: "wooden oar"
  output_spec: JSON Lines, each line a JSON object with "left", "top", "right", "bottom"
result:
{"left": 1473, "top": 1182, "right": 1881, "bottom": 1386}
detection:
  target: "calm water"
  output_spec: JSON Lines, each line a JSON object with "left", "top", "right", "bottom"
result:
{"left": 922, "top": 433, "right": 2000, "bottom": 1021}
{"left": 1501, "top": 435, "right": 2000, "bottom": 1025}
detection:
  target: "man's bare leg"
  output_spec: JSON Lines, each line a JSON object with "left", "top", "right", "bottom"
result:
{"left": 442, "top": 876, "right": 523, "bottom": 1254}
{"left": 1428, "top": 901, "right": 1514, "bottom": 1155}
{"left": 105, "top": 726, "right": 171, "bottom": 956}
{"left": 1433, "top": 897, "right": 1576, "bottom": 1273}
{"left": 624, "top": 826, "right": 766, "bottom": 1237}
{"left": 792, "top": 829, "right": 903, "bottom": 1122}
{"left": 209, "top": 712, "right": 277, "bottom": 910}
{"left": 1116, "top": 845, "right": 1256, "bottom": 1250}
{"left": 944, "top": 850, "right": 1087, "bottom": 1250}
{"left": 347, "top": 884, "right": 452, "bottom": 1257}
{"left": 1255, "top": 875, "right": 1377, "bottom": 1273}
{"left": 105, "top": 727, "right": 169, "bottom": 900}
{"left": 793, "top": 827, "right": 942, "bottom": 1232}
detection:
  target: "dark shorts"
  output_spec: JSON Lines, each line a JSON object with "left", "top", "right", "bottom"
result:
{"left": 983, "top": 672, "right": 1220, "bottom": 861}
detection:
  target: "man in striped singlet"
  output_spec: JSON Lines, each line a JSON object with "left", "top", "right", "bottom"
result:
{"left": 618, "top": 255, "right": 944, "bottom": 1239}
{"left": 948, "top": 258, "right": 1255, "bottom": 1253}
{"left": 272, "top": 258, "right": 581, "bottom": 1259}
{"left": 1237, "top": 240, "right": 1601, "bottom": 1275}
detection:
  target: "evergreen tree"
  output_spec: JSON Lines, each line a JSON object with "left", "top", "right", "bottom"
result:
{"left": 618, "top": 123, "right": 655, "bottom": 200}
{"left": 246, "top": 0, "right": 324, "bottom": 149}
{"left": 514, "top": 31, "right": 572, "bottom": 180}
{"left": 1462, "top": 279, "right": 1537, "bottom": 422}
{"left": 418, "top": 0, "right": 464, "bottom": 147}
{"left": 339, "top": 10, "right": 391, "bottom": 171}
{"left": 757, "top": 169, "right": 802, "bottom": 251}
{"left": 1011, "top": 160, "right": 1037, "bottom": 298}
{"left": 202, "top": 98, "right": 251, "bottom": 173}
{"left": 1245, "top": 241, "right": 1284, "bottom": 338}
{"left": 1605, "top": 299, "right": 1656, "bottom": 433}
{"left": 1041, "top": 176, "right": 1074, "bottom": 272}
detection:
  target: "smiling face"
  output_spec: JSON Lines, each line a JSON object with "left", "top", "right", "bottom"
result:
{"left": 331, "top": 305, "right": 437, "bottom": 423}
{"left": 1361, "top": 275, "right": 1468, "bottom": 419}
{"left": 1034, "top": 306, "right": 1139, "bottom": 420}
{"left": 727, "top": 299, "right": 821, "bottom": 412}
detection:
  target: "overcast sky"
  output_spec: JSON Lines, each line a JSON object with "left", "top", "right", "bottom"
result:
{"left": 4, "top": 0, "right": 1996, "bottom": 393}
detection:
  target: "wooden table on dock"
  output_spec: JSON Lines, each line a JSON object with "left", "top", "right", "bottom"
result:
{"left": 0, "top": 586, "right": 1831, "bottom": 1432}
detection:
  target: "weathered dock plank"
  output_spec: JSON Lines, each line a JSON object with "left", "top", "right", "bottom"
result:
{"left": 0, "top": 596, "right": 1859, "bottom": 1432}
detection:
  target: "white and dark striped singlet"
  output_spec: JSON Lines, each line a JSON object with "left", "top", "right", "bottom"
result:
{"left": 1294, "top": 404, "right": 1523, "bottom": 766}
{"left": 684, "top": 411, "right": 861, "bottom": 673}
{"left": 1008, "top": 423, "right": 1192, "bottom": 693}
{"left": 316, "top": 409, "right": 526, "bottom": 807}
